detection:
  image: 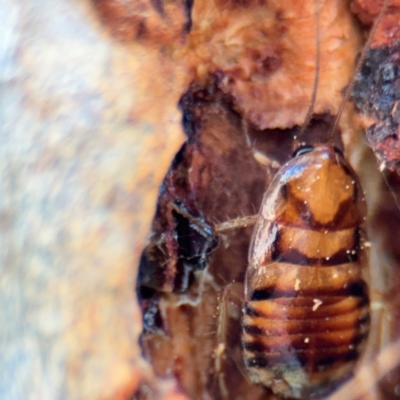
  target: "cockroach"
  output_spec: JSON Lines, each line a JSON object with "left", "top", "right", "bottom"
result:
{"left": 214, "top": 0, "right": 390, "bottom": 398}
{"left": 240, "top": 142, "right": 370, "bottom": 398}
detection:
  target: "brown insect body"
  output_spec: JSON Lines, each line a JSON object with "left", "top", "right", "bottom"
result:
{"left": 241, "top": 144, "right": 370, "bottom": 398}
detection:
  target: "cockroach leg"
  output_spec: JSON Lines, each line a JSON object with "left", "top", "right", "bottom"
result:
{"left": 170, "top": 199, "right": 258, "bottom": 234}
{"left": 213, "top": 281, "right": 246, "bottom": 399}
{"left": 215, "top": 215, "right": 258, "bottom": 233}
{"left": 167, "top": 202, "right": 215, "bottom": 239}
{"left": 369, "top": 289, "right": 393, "bottom": 363}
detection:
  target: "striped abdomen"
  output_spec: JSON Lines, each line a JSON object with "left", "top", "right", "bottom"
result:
{"left": 242, "top": 145, "right": 370, "bottom": 399}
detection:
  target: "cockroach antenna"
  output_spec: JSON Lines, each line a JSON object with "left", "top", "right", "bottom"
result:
{"left": 296, "top": 0, "right": 321, "bottom": 143}
{"left": 328, "top": 0, "right": 390, "bottom": 140}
